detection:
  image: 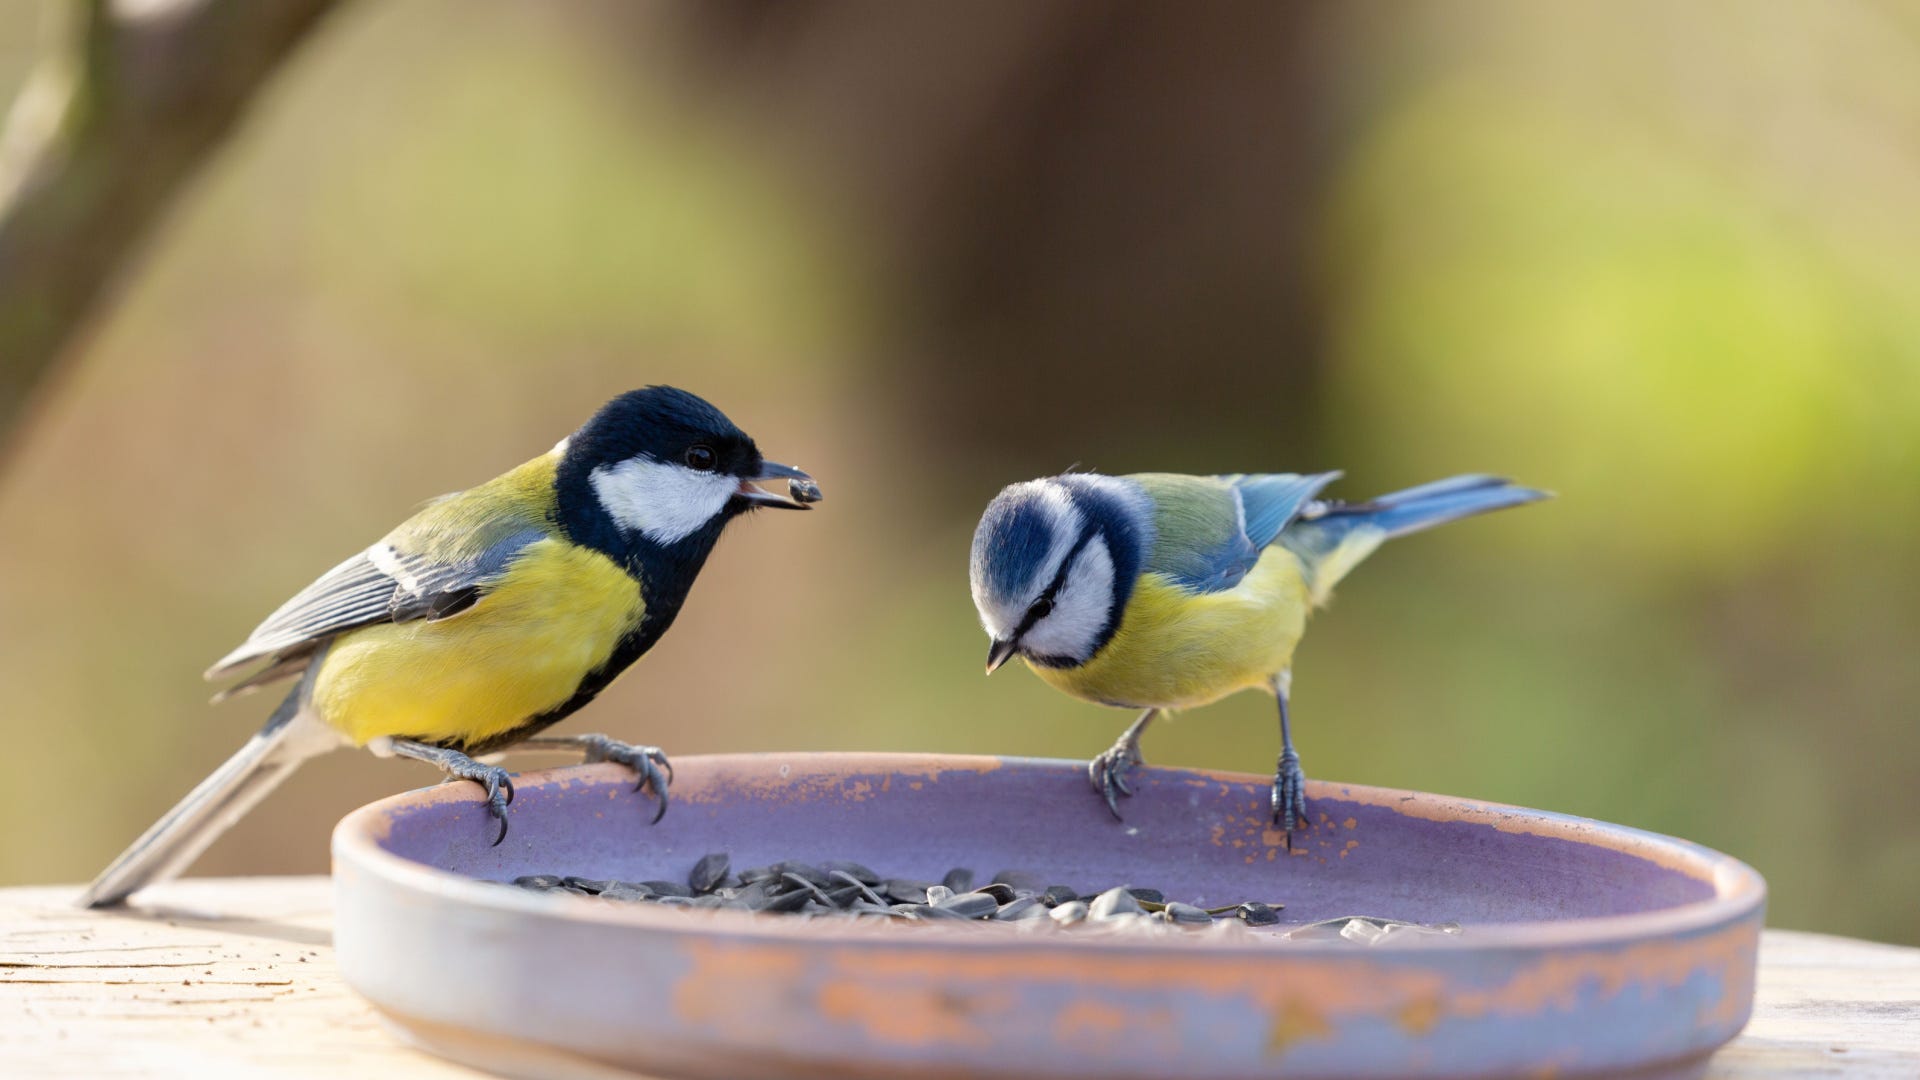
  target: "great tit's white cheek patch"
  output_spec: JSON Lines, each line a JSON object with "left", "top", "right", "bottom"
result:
{"left": 1020, "top": 535, "right": 1116, "bottom": 662}
{"left": 590, "top": 457, "right": 738, "bottom": 544}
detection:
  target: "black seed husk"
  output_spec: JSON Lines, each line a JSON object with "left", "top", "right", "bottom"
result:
{"left": 688, "top": 853, "right": 731, "bottom": 894}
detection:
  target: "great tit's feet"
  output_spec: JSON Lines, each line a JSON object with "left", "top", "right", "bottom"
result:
{"left": 577, "top": 734, "right": 673, "bottom": 824}
{"left": 1088, "top": 739, "right": 1145, "bottom": 820}
{"left": 439, "top": 757, "right": 516, "bottom": 846}
{"left": 1271, "top": 747, "right": 1308, "bottom": 837}
{"left": 389, "top": 739, "right": 517, "bottom": 846}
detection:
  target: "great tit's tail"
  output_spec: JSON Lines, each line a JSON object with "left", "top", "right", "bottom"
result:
{"left": 77, "top": 682, "right": 341, "bottom": 909}
{"left": 1281, "top": 474, "right": 1550, "bottom": 606}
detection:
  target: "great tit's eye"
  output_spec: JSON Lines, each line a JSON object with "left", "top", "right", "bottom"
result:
{"left": 684, "top": 445, "right": 717, "bottom": 471}
{"left": 1029, "top": 596, "right": 1055, "bottom": 621}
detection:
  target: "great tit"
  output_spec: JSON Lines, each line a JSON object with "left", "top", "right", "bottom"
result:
{"left": 80, "top": 386, "right": 821, "bottom": 908}
{"left": 969, "top": 471, "right": 1545, "bottom": 834}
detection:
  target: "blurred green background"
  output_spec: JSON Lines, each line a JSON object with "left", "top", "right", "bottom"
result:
{"left": 1, "top": 1, "right": 1915, "bottom": 945}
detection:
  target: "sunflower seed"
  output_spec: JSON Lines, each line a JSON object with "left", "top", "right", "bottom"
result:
{"left": 827, "top": 871, "right": 886, "bottom": 906}
{"left": 1089, "top": 887, "right": 1142, "bottom": 920}
{"left": 883, "top": 879, "right": 931, "bottom": 904}
{"left": 771, "top": 861, "right": 830, "bottom": 887}
{"left": 822, "top": 860, "right": 881, "bottom": 885}
{"left": 974, "top": 883, "right": 1019, "bottom": 904}
{"left": 1236, "top": 901, "right": 1283, "bottom": 926}
{"left": 688, "top": 853, "right": 731, "bottom": 894}
{"left": 937, "top": 892, "right": 1000, "bottom": 919}
{"left": 993, "top": 896, "right": 1049, "bottom": 921}
{"left": 1165, "top": 902, "right": 1212, "bottom": 926}
{"left": 761, "top": 888, "right": 812, "bottom": 913}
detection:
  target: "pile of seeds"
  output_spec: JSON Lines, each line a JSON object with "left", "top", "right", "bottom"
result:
{"left": 507, "top": 853, "right": 1285, "bottom": 933}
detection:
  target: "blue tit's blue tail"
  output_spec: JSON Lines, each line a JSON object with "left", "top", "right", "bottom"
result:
{"left": 1277, "top": 474, "right": 1549, "bottom": 605}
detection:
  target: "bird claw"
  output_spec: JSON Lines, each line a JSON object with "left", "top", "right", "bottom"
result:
{"left": 439, "top": 759, "right": 516, "bottom": 846}
{"left": 1270, "top": 747, "right": 1308, "bottom": 838}
{"left": 579, "top": 734, "right": 673, "bottom": 824}
{"left": 1088, "top": 740, "right": 1145, "bottom": 821}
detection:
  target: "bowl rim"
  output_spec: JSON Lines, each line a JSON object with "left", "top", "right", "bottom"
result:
{"left": 332, "top": 751, "right": 1767, "bottom": 955}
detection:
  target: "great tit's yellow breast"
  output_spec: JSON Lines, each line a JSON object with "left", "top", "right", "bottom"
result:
{"left": 1032, "top": 546, "right": 1311, "bottom": 710}
{"left": 311, "top": 538, "right": 646, "bottom": 748}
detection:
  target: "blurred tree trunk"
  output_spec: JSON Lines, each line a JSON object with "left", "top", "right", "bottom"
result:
{"left": 650, "top": 1, "right": 1345, "bottom": 476}
{"left": 0, "top": 0, "right": 340, "bottom": 449}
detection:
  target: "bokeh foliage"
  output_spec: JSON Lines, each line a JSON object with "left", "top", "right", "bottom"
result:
{"left": 1, "top": 0, "right": 1915, "bottom": 945}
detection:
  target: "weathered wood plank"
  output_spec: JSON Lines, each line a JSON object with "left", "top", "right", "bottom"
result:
{"left": 1705, "top": 929, "right": 1920, "bottom": 1078}
{"left": 2, "top": 879, "right": 1915, "bottom": 1077}
{"left": 1, "top": 879, "right": 483, "bottom": 1078}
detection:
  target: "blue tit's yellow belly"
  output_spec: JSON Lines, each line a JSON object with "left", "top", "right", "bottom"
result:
{"left": 1030, "top": 546, "right": 1311, "bottom": 710}
{"left": 310, "top": 539, "right": 646, "bottom": 748}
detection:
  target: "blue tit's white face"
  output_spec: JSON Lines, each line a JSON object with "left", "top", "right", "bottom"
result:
{"left": 970, "top": 479, "right": 1121, "bottom": 668}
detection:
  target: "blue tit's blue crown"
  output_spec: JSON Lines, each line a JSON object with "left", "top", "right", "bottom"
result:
{"left": 971, "top": 486, "right": 1062, "bottom": 601}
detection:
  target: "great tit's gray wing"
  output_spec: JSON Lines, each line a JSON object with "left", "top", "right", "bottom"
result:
{"left": 1129, "top": 472, "right": 1341, "bottom": 594}
{"left": 205, "top": 498, "right": 551, "bottom": 686}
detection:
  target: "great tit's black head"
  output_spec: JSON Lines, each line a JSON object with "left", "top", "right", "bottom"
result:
{"left": 556, "top": 386, "right": 818, "bottom": 556}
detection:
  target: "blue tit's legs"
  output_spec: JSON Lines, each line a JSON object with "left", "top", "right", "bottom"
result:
{"left": 390, "top": 739, "right": 515, "bottom": 846}
{"left": 1088, "top": 708, "right": 1159, "bottom": 820}
{"left": 515, "top": 733, "right": 673, "bottom": 823}
{"left": 1269, "top": 672, "right": 1308, "bottom": 838}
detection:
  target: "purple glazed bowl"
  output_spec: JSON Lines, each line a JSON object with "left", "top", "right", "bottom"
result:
{"left": 332, "top": 753, "right": 1764, "bottom": 1080}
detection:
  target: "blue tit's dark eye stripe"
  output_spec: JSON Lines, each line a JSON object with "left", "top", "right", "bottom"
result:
{"left": 1013, "top": 518, "right": 1100, "bottom": 640}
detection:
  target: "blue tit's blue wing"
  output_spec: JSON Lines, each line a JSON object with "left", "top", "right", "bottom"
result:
{"left": 205, "top": 490, "right": 551, "bottom": 684}
{"left": 1220, "top": 471, "right": 1344, "bottom": 550}
{"left": 1127, "top": 474, "right": 1250, "bottom": 593}
{"left": 1129, "top": 472, "right": 1343, "bottom": 594}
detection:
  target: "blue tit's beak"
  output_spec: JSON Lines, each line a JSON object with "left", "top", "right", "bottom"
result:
{"left": 736, "top": 461, "right": 822, "bottom": 509}
{"left": 985, "top": 638, "right": 1017, "bottom": 675}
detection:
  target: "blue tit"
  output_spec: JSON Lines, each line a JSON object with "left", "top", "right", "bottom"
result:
{"left": 80, "top": 386, "right": 821, "bottom": 908}
{"left": 969, "top": 471, "right": 1545, "bottom": 834}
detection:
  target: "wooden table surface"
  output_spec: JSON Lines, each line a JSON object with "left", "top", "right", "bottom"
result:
{"left": 4, "top": 878, "right": 1917, "bottom": 1078}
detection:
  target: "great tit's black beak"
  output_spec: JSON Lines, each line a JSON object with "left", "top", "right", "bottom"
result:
{"left": 985, "top": 638, "right": 1017, "bottom": 675}
{"left": 736, "top": 461, "right": 822, "bottom": 509}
